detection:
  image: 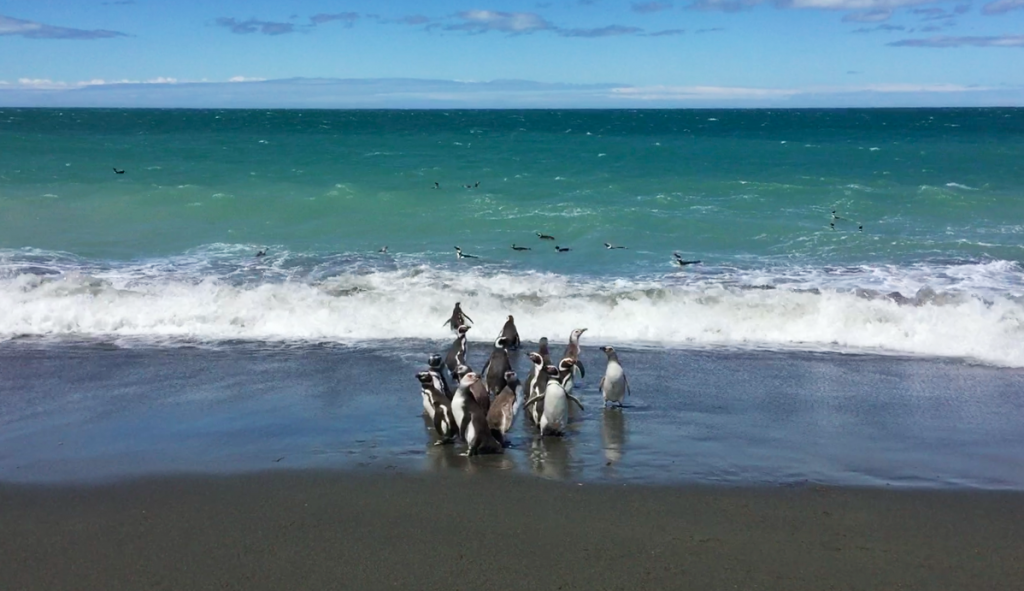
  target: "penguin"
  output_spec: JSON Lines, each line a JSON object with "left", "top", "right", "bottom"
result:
{"left": 524, "top": 362, "right": 584, "bottom": 436}
{"left": 832, "top": 209, "right": 843, "bottom": 221}
{"left": 482, "top": 336, "right": 512, "bottom": 397}
{"left": 427, "top": 353, "right": 451, "bottom": 398}
{"left": 555, "top": 356, "right": 578, "bottom": 397}
{"left": 451, "top": 372, "right": 503, "bottom": 455}
{"left": 433, "top": 181, "right": 440, "bottom": 189}
{"left": 499, "top": 315, "right": 520, "bottom": 351}
{"left": 455, "top": 246, "right": 479, "bottom": 259}
{"left": 604, "top": 242, "right": 626, "bottom": 250}
{"left": 442, "top": 303, "right": 473, "bottom": 332}
{"left": 112, "top": 167, "right": 125, "bottom": 174}
{"left": 537, "top": 232, "right": 556, "bottom": 240}
{"left": 562, "top": 328, "right": 587, "bottom": 380}
{"left": 457, "top": 364, "right": 491, "bottom": 415}
{"left": 255, "top": 249, "right": 267, "bottom": 258}
{"left": 598, "top": 346, "right": 630, "bottom": 407}
{"left": 673, "top": 252, "right": 701, "bottom": 266}
{"left": 555, "top": 246, "right": 571, "bottom": 252}
{"left": 538, "top": 336, "right": 552, "bottom": 367}
{"left": 417, "top": 372, "right": 457, "bottom": 444}
{"left": 444, "top": 325, "right": 471, "bottom": 380}
{"left": 378, "top": 246, "right": 388, "bottom": 254}
{"left": 487, "top": 370, "right": 520, "bottom": 445}
{"left": 523, "top": 352, "right": 549, "bottom": 425}
{"left": 512, "top": 244, "right": 531, "bottom": 251}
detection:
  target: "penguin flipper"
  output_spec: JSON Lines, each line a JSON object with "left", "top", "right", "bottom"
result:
{"left": 576, "top": 360, "right": 586, "bottom": 379}
{"left": 624, "top": 374, "right": 631, "bottom": 397}
{"left": 567, "top": 393, "right": 585, "bottom": 412}
{"left": 463, "top": 313, "right": 474, "bottom": 324}
{"left": 524, "top": 393, "right": 544, "bottom": 408}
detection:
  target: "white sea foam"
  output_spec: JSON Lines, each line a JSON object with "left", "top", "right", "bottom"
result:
{"left": 1, "top": 255, "right": 1022, "bottom": 367}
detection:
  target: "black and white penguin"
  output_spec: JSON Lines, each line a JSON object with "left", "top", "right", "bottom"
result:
{"left": 113, "top": 167, "right": 125, "bottom": 174}
{"left": 255, "top": 248, "right": 267, "bottom": 258}
{"left": 604, "top": 242, "right": 626, "bottom": 250}
{"left": 598, "top": 346, "right": 630, "bottom": 407}
{"left": 455, "top": 246, "right": 479, "bottom": 259}
{"left": 427, "top": 353, "right": 451, "bottom": 398}
{"left": 417, "top": 372, "right": 457, "bottom": 444}
{"left": 487, "top": 370, "right": 520, "bottom": 445}
{"left": 536, "top": 232, "right": 556, "bottom": 241}
{"left": 524, "top": 362, "right": 584, "bottom": 436}
{"left": 556, "top": 356, "right": 578, "bottom": 397}
{"left": 673, "top": 252, "right": 702, "bottom": 266}
{"left": 457, "top": 364, "right": 491, "bottom": 415}
{"left": 445, "top": 325, "right": 471, "bottom": 380}
{"left": 451, "top": 372, "right": 503, "bottom": 456}
{"left": 482, "top": 336, "right": 512, "bottom": 397}
{"left": 524, "top": 352, "right": 554, "bottom": 425}
{"left": 512, "top": 244, "right": 531, "bottom": 251}
{"left": 499, "top": 315, "right": 520, "bottom": 350}
{"left": 562, "top": 328, "right": 587, "bottom": 380}
{"left": 378, "top": 246, "right": 388, "bottom": 254}
{"left": 538, "top": 336, "right": 552, "bottom": 367}
{"left": 442, "top": 303, "right": 473, "bottom": 332}
{"left": 555, "top": 246, "right": 571, "bottom": 252}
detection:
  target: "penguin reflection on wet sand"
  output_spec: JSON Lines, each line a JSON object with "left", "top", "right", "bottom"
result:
{"left": 598, "top": 346, "right": 631, "bottom": 407}
{"left": 488, "top": 370, "right": 521, "bottom": 446}
{"left": 443, "top": 303, "right": 473, "bottom": 332}
{"left": 451, "top": 372, "right": 503, "bottom": 456}
{"left": 525, "top": 359, "right": 584, "bottom": 436}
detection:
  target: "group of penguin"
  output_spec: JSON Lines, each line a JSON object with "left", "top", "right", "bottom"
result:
{"left": 415, "top": 302, "right": 631, "bottom": 456}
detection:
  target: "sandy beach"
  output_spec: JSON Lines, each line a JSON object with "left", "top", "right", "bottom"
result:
{"left": 3, "top": 470, "right": 1023, "bottom": 591}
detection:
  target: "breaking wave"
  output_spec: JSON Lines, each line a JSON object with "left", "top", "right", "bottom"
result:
{"left": 1, "top": 247, "right": 1022, "bottom": 367}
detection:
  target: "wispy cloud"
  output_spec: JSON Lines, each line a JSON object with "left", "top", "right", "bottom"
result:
{"left": 889, "top": 34, "right": 1024, "bottom": 47}
{"left": 0, "top": 14, "right": 127, "bottom": 39}
{"left": 648, "top": 28, "right": 687, "bottom": 35}
{"left": 610, "top": 82, "right": 993, "bottom": 101}
{"left": 447, "top": 10, "right": 554, "bottom": 34}
{"left": 632, "top": 2, "right": 675, "bottom": 13}
{"left": 687, "top": 0, "right": 760, "bottom": 12}
{"left": 695, "top": 27, "right": 726, "bottom": 32}
{"left": 392, "top": 15, "right": 432, "bottom": 25}
{"left": 215, "top": 17, "right": 295, "bottom": 35}
{"left": 982, "top": 0, "right": 1024, "bottom": 14}
{"left": 842, "top": 8, "right": 892, "bottom": 22}
{"left": 560, "top": 24, "right": 644, "bottom": 37}
{"left": 309, "top": 13, "right": 359, "bottom": 26}
{"left": 851, "top": 24, "right": 906, "bottom": 32}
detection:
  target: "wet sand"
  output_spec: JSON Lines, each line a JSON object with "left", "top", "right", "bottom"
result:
{"left": 3, "top": 471, "right": 1023, "bottom": 591}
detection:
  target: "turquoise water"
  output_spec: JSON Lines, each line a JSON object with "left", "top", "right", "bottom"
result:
{"left": 1, "top": 108, "right": 1022, "bottom": 365}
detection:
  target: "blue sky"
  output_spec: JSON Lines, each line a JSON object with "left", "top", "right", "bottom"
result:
{"left": 0, "top": 0, "right": 1022, "bottom": 107}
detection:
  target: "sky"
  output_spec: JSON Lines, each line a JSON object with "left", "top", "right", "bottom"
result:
{"left": 0, "top": 0, "right": 1022, "bottom": 107}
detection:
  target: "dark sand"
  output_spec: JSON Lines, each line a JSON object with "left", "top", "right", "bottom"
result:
{"left": 3, "top": 471, "right": 1023, "bottom": 591}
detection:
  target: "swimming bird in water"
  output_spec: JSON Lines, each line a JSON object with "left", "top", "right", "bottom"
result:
{"left": 455, "top": 246, "right": 478, "bottom": 259}
{"left": 378, "top": 246, "right": 388, "bottom": 254}
{"left": 598, "top": 346, "right": 630, "bottom": 407}
{"left": 443, "top": 303, "right": 473, "bottom": 332}
{"left": 512, "top": 244, "right": 531, "bottom": 251}
{"left": 604, "top": 243, "right": 626, "bottom": 250}
{"left": 537, "top": 232, "right": 556, "bottom": 241}
{"left": 830, "top": 222, "right": 835, "bottom": 231}
{"left": 555, "top": 246, "right": 571, "bottom": 253}
{"left": 112, "top": 168, "right": 125, "bottom": 174}
{"left": 255, "top": 249, "right": 267, "bottom": 258}
{"left": 832, "top": 209, "right": 843, "bottom": 221}
{"left": 474, "top": 181, "right": 479, "bottom": 188}
{"left": 433, "top": 182, "right": 440, "bottom": 189}
{"left": 673, "top": 252, "right": 701, "bottom": 266}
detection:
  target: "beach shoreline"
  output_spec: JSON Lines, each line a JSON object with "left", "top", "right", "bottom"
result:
{"left": 3, "top": 469, "right": 1023, "bottom": 591}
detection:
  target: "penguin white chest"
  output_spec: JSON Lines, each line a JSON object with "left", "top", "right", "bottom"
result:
{"left": 422, "top": 391, "right": 435, "bottom": 418}
{"left": 602, "top": 363, "right": 626, "bottom": 403}
{"left": 541, "top": 382, "right": 569, "bottom": 434}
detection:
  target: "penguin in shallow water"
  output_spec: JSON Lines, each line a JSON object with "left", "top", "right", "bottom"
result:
{"left": 562, "top": 328, "right": 587, "bottom": 380}
{"left": 443, "top": 303, "right": 473, "bottom": 332}
{"left": 673, "top": 252, "right": 701, "bottom": 266}
{"left": 457, "top": 364, "right": 491, "bottom": 415}
{"left": 499, "top": 315, "right": 520, "bottom": 351}
{"left": 556, "top": 356, "right": 578, "bottom": 397}
{"left": 451, "top": 372, "right": 503, "bottom": 455}
{"left": 525, "top": 360, "right": 584, "bottom": 436}
{"left": 488, "top": 370, "right": 520, "bottom": 446}
{"left": 427, "top": 353, "right": 451, "bottom": 398}
{"left": 598, "top": 346, "right": 630, "bottom": 407}
{"left": 417, "top": 372, "right": 457, "bottom": 444}
{"left": 524, "top": 352, "right": 554, "bottom": 426}
{"left": 482, "top": 336, "right": 512, "bottom": 397}
{"left": 455, "top": 246, "right": 479, "bottom": 259}
{"left": 538, "top": 337, "right": 552, "bottom": 367}
{"left": 445, "top": 325, "right": 471, "bottom": 380}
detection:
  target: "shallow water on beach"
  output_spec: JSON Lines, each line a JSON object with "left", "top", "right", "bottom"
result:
{"left": 2, "top": 341, "right": 1021, "bottom": 489}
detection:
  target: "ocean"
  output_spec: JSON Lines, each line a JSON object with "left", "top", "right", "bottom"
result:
{"left": 1, "top": 108, "right": 1022, "bottom": 487}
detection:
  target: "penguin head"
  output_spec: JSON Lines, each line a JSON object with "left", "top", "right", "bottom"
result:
{"left": 600, "top": 345, "right": 615, "bottom": 354}
{"left": 527, "top": 352, "right": 543, "bottom": 365}
{"left": 428, "top": 354, "right": 443, "bottom": 368}
{"left": 539, "top": 337, "right": 548, "bottom": 347}
{"left": 415, "top": 371, "right": 434, "bottom": 385}
{"left": 457, "top": 325, "right": 471, "bottom": 335}
{"left": 504, "top": 370, "right": 517, "bottom": 382}
{"left": 459, "top": 372, "right": 480, "bottom": 387}
{"left": 570, "top": 328, "right": 587, "bottom": 342}
{"left": 506, "top": 314, "right": 514, "bottom": 322}
{"left": 558, "top": 358, "right": 576, "bottom": 373}
{"left": 544, "top": 365, "right": 560, "bottom": 376}
{"left": 456, "top": 365, "right": 472, "bottom": 379}
{"left": 494, "top": 336, "right": 508, "bottom": 348}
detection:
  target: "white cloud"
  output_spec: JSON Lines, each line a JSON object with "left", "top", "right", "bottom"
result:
{"left": 228, "top": 76, "right": 267, "bottom": 83}
{"left": 448, "top": 10, "right": 554, "bottom": 33}
{"left": 610, "top": 82, "right": 992, "bottom": 100}
{"left": 889, "top": 34, "right": 1024, "bottom": 46}
{"left": 981, "top": 0, "right": 1024, "bottom": 14}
